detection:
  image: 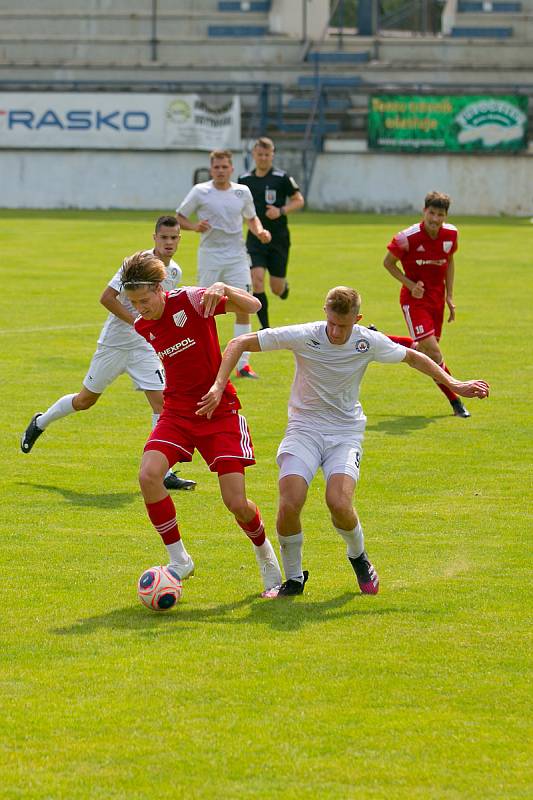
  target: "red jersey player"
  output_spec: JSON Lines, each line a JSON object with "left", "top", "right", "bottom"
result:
{"left": 383, "top": 190, "right": 470, "bottom": 418}
{"left": 121, "top": 251, "right": 282, "bottom": 598}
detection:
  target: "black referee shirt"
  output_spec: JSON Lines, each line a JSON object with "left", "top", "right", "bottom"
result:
{"left": 238, "top": 167, "right": 300, "bottom": 240}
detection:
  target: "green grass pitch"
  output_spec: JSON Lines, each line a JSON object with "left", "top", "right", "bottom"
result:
{"left": 1, "top": 209, "right": 532, "bottom": 799}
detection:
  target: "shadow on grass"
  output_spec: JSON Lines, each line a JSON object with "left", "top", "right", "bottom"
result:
{"left": 17, "top": 482, "right": 137, "bottom": 509}
{"left": 53, "top": 591, "right": 436, "bottom": 635}
{"left": 366, "top": 414, "right": 447, "bottom": 435}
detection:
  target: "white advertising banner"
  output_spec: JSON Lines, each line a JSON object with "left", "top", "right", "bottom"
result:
{"left": 0, "top": 93, "right": 241, "bottom": 150}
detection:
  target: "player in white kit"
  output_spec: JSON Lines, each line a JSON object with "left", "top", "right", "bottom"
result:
{"left": 20, "top": 216, "right": 196, "bottom": 491}
{"left": 177, "top": 149, "right": 271, "bottom": 379}
{"left": 197, "top": 286, "right": 490, "bottom": 596}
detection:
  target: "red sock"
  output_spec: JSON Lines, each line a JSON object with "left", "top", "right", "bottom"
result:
{"left": 387, "top": 334, "right": 415, "bottom": 348}
{"left": 237, "top": 506, "right": 266, "bottom": 546}
{"left": 145, "top": 496, "right": 181, "bottom": 545}
{"left": 435, "top": 361, "right": 458, "bottom": 402}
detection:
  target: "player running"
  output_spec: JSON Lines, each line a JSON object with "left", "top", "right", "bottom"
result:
{"left": 121, "top": 252, "right": 282, "bottom": 597}
{"left": 177, "top": 149, "right": 271, "bottom": 379}
{"left": 238, "top": 137, "right": 304, "bottom": 329}
{"left": 383, "top": 190, "right": 471, "bottom": 418}
{"left": 20, "top": 216, "right": 196, "bottom": 491}
{"left": 198, "top": 286, "right": 489, "bottom": 597}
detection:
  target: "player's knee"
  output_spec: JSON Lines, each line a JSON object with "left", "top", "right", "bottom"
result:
{"left": 278, "top": 494, "right": 304, "bottom": 522}
{"left": 139, "top": 461, "right": 162, "bottom": 492}
{"left": 223, "top": 494, "right": 249, "bottom": 518}
{"left": 326, "top": 494, "right": 352, "bottom": 520}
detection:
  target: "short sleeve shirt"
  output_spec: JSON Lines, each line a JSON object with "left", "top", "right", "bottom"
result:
{"left": 134, "top": 287, "right": 240, "bottom": 417}
{"left": 238, "top": 167, "right": 300, "bottom": 241}
{"left": 177, "top": 180, "right": 256, "bottom": 267}
{"left": 387, "top": 221, "right": 458, "bottom": 307}
{"left": 98, "top": 251, "right": 182, "bottom": 350}
{"left": 258, "top": 322, "right": 406, "bottom": 433}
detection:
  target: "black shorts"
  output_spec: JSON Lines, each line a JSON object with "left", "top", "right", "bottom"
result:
{"left": 247, "top": 239, "right": 290, "bottom": 278}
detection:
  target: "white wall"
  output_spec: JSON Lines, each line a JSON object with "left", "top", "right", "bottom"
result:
{"left": 1, "top": 148, "right": 532, "bottom": 215}
{"left": 269, "top": 0, "right": 330, "bottom": 40}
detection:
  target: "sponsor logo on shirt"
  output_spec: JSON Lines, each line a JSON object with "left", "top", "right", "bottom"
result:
{"left": 355, "top": 338, "right": 370, "bottom": 353}
{"left": 157, "top": 338, "right": 195, "bottom": 358}
{"left": 415, "top": 259, "right": 447, "bottom": 266}
{"left": 172, "top": 310, "right": 187, "bottom": 327}
{"left": 305, "top": 339, "right": 321, "bottom": 349}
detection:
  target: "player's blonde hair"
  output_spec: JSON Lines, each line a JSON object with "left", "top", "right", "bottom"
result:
{"left": 210, "top": 149, "right": 233, "bottom": 163}
{"left": 253, "top": 136, "right": 275, "bottom": 151}
{"left": 120, "top": 251, "right": 166, "bottom": 289}
{"left": 325, "top": 286, "right": 361, "bottom": 316}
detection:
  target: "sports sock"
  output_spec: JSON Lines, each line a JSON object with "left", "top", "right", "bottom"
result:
{"left": 37, "top": 394, "right": 77, "bottom": 430}
{"left": 234, "top": 322, "right": 252, "bottom": 370}
{"left": 237, "top": 506, "right": 266, "bottom": 547}
{"left": 387, "top": 334, "right": 415, "bottom": 348}
{"left": 277, "top": 531, "right": 304, "bottom": 582}
{"left": 254, "top": 292, "right": 269, "bottom": 329}
{"left": 436, "top": 361, "right": 459, "bottom": 402}
{"left": 335, "top": 521, "right": 364, "bottom": 559}
{"left": 146, "top": 495, "right": 181, "bottom": 545}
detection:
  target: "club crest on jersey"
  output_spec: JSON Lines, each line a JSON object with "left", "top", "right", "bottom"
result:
{"left": 149, "top": 332, "right": 155, "bottom": 341}
{"left": 443, "top": 241, "right": 453, "bottom": 253}
{"left": 355, "top": 338, "right": 370, "bottom": 353}
{"left": 168, "top": 267, "right": 179, "bottom": 280}
{"left": 265, "top": 189, "right": 276, "bottom": 204}
{"left": 173, "top": 310, "right": 187, "bottom": 327}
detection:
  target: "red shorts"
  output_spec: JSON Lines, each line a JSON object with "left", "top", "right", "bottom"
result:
{"left": 401, "top": 301, "right": 444, "bottom": 341}
{"left": 144, "top": 409, "right": 255, "bottom": 473}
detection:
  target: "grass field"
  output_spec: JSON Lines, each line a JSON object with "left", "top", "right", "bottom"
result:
{"left": 1, "top": 210, "right": 532, "bottom": 799}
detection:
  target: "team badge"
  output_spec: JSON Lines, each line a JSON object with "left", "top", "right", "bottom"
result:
{"left": 235, "top": 189, "right": 243, "bottom": 197}
{"left": 355, "top": 338, "right": 370, "bottom": 353}
{"left": 306, "top": 339, "right": 321, "bottom": 349}
{"left": 443, "top": 241, "right": 453, "bottom": 253}
{"left": 265, "top": 189, "right": 276, "bottom": 204}
{"left": 169, "top": 267, "right": 179, "bottom": 280}
{"left": 149, "top": 332, "right": 156, "bottom": 341}
{"left": 172, "top": 310, "right": 187, "bottom": 327}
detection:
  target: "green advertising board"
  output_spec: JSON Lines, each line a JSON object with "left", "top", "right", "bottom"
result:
{"left": 368, "top": 95, "right": 528, "bottom": 152}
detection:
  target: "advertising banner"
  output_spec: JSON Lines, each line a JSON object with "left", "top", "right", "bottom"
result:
{"left": 0, "top": 93, "right": 241, "bottom": 150}
{"left": 368, "top": 95, "right": 528, "bottom": 152}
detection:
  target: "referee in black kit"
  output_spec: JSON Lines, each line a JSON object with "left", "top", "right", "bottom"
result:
{"left": 239, "top": 137, "right": 305, "bottom": 329}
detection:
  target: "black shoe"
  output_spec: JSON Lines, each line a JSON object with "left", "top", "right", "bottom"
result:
{"left": 349, "top": 551, "right": 379, "bottom": 594}
{"left": 21, "top": 413, "right": 44, "bottom": 453}
{"left": 450, "top": 399, "right": 471, "bottom": 418}
{"left": 279, "top": 282, "right": 289, "bottom": 300}
{"left": 277, "top": 570, "right": 309, "bottom": 596}
{"left": 163, "top": 471, "right": 196, "bottom": 491}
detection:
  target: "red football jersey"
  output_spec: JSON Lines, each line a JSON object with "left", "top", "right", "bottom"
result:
{"left": 387, "top": 221, "right": 458, "bottom": 307}
{"left": 134, "top": 287, "right": 241, "bottom": 416}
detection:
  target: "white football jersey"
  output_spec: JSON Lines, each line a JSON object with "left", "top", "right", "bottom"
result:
{"left": 98, "top": 250, "right": 182, "bottom": 350}
{"left": 177, "top": 180, "right": 256, "bottom": 267}
{"left": 258, "top": 322, "right": 406, "bottom": 432}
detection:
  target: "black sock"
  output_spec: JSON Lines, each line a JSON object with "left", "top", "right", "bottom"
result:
{"left": 254, "top": 292, "right": 269, "bottom": 329}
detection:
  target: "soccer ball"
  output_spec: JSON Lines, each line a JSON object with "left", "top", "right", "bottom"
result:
{"left": 137, "top": 565, "right": 183, "bottom": 611}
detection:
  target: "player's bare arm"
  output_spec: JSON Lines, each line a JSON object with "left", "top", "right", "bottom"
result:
{"left": 200, "top": 283, "right": 262, "bottom": 318}
{"left": 100, "top": 286, "right": 136, "bottom": 325}
{"left": 265, "top": 190, "right": 305, "bottom": 220}
{"left": 445, "top": 255, "right": 456, "bottom": 322}
{"left": 383, "top": 252, "right": 425, "bottom": 298}
{"left": 176, "top": 212, "right": 211, "bottom": 234}
{"left": 403, "top": 348, "right": 489, "bottom": 399}
{"left": 247, "top": 215, "right": 271, "bottom": 244}
{"left": 197, "top": 333, "right": 261, "bottom": 418}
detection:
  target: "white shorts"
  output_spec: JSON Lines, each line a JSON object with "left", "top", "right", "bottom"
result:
{"left": 198, "top": 259, "right": 252, "bottom": 293}
{"left": 83, "top": 344, "right": 165, "bottom": 394}
{"left": 277, "top": 426, "right": 363, "bottom": 485}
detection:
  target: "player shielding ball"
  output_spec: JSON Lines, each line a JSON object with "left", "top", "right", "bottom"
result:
{"left": 121, "top": 252, "right": 282, "bottom": 597}
{"left": 198, "top": 286, "right": 489, "bottom": 596}
{"left": 383, "top": 190, "right": 471, "bottom": 418}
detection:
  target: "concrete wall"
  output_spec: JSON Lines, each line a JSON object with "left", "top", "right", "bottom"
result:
{"left": 2, "top": 148, "right": 532, "bottom": 215}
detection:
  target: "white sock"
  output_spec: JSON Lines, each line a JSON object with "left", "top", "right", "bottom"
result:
{"left": 254, "top": 537, "right": 274, "bottom": 558}
{"left": 335, "top": 521, "right": 364, "bottom": 559}
{"left": 37, "top": 394, "right": 77, "bottom": 430}
{"left": 234, "top": 322, "right": 251, "bottom": 370}
{"left": 166, "top": 539, "right": 190, "bottom": 566}
{"left": 277, "top": 531, "right": 304, "bottom": 582}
